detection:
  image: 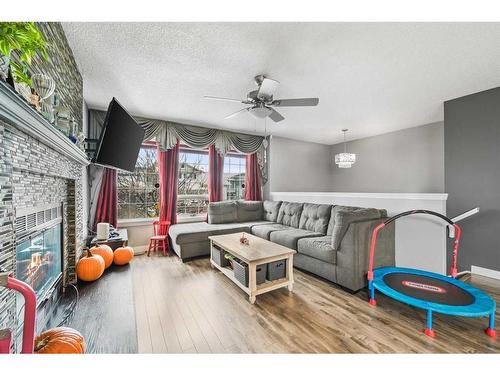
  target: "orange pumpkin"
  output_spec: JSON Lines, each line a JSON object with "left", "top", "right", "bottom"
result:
{"left": 76, "top": 250, "right": 104, "bottom": 282}
{"left": 90, "top": 244, "right": 114, "bottom": 269}
{"left": 113, "top": 246, "right": 134, "bottom": 266}
{"left": 34, "top": 327, "right": 85, "bottom": 354}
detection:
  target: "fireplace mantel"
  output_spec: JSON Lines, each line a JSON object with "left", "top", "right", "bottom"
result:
{"left": 0, "top": 81, "right": 89, "bottom": 166}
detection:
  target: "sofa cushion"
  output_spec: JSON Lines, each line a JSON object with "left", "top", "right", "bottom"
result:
{"left": 208, "top": 201, "right": 237, "bottom": 224}
{"left": 331, "top": 206, "right": 387, "bottom": 250}
{"left": 263, "top": 200, "right": 282, "bottom": 222}
{"left": 276, "top": 202, "right": 303, "bottom": 228}
{"left": 169, "top": 222, "right": 249, "bottom": 244}
{"left": 239, "top": 220, "right": 274, "bottom": 228}
{"left": 251, "top": 223, "right": 289, "bottom": 240}
{"left": 237, "top": 200, "right": 263, "bottom": 222}
{"left": 326, "top": 205, "right": 338, "bottom": 235}
{"left": 297, "top": 236, "right": 336, "bottom": 264}
{"left": 299, "top": 203, "right": 332, "bottom": 234}
{"left": 269, "top": 228, "right": 323, "bottom": 250}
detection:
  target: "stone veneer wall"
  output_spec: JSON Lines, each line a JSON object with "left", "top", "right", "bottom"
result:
{"left": 11, "top": 22, "right": 83, "bottom": 128}
{"left": 0, "top": 118, "right": 86, "bottom": 350}
{"left": 0, "top": 120, "right": 86, "bottom": 346}
{"left": 0, "top": 22, "right": 85, "bottom": 352}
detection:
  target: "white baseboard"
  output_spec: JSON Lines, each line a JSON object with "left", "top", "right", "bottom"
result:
{"left": 471, "top": 265, "right": 500, "bottom": 281}
{"left": 131, "top": 245, "right": 148, "bottom": 256}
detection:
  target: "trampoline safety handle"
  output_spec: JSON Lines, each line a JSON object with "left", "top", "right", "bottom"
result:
{"left": 367, "top": 210, "right": 462, "bottom": 281}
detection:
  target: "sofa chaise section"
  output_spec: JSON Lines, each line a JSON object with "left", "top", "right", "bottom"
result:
{"left": 169, "top": 221, "right": 252, "bottom": 260}
{"left": 169, "top": 200, "right": 274, "bottom": 261}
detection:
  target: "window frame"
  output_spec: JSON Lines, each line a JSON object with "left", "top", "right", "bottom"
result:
{"left": 223, "top": 152, "right": 247, "bottom": 201}
{"left": 117, "top": 144, "right": 249, "bottom": 226}
{"left": 117, "top": 142, "right": 159, "bottom": 222}
{"left": 177, "top": 145, "right": 210, "bottom": 221}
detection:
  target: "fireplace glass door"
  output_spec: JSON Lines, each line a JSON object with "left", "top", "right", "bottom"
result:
{"left": 15, "top": 222, "right": 63, "bottom": 303}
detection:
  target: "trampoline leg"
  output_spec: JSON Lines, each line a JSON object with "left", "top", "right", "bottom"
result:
{"left": 485, "top": 312, "right": 497, "bottom": 338}
{"left": 368, "top": 281, "right": 376, "bottom": 306}
{"left": 424, "top": 310, "right": 435, "bottom": 338}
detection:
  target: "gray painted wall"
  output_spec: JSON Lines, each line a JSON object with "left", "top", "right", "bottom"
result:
{"left": 330, "top": 122, "right": 445, "bottom": 193}
{"left": 445, "top": 87, "right": 500, "bottom": 272}
{"left": 265, "top": 136, "right": 334, "bottom": 197}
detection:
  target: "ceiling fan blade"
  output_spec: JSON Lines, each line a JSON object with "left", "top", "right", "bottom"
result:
{"left": 224, "top": 108, "right": 249, "bottom": 120}
{"left": 271, "top": 98, "right": 319, "bottom": 107}
{"left": 204, "top": 95, "right": 245, "bottom": 103}
{"left": 257, "top": 78, "right": 280, "bottom": 100}
{"left": 268, "top": 108, "right": 285, "bottom": 122}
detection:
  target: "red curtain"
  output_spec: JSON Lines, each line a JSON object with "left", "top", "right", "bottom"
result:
{"left": 208, "top": 145, "right": 224, "bottom": 202}
{"left": 245, "top": 153, "right": 262, "bottom": 201}
{"left": 158, "top": 142, "right": 180, "bottom": 233}
{"left": 94, "top": 168, "right": 118, "bottom": 229}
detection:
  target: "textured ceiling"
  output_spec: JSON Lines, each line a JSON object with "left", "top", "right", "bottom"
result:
{"left": 62, "top": 22, "right": 500, "bottom": 144}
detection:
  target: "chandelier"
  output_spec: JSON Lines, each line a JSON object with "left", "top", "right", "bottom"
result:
{"left": 335, "top": 129, "right": 356, "bottom": 168}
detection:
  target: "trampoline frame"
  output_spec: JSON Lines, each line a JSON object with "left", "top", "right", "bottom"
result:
{"left": 367, "top": 210, "right": 497, "bottom": 338}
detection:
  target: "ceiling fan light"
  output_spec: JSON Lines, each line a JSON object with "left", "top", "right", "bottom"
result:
{"left": 249, "top": 106, "right": 272, "bottom": 119}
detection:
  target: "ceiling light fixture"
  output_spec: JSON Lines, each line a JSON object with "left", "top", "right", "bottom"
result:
{"left": 335, "top": 129, "right": 356, "bottom": 168}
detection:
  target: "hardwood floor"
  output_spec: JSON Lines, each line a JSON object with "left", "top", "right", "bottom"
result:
{"left": 131, "top": 254, "right": 500, "bottom": 353}
{"left": 50, "top": 264, "right": 138, "bottom": 353}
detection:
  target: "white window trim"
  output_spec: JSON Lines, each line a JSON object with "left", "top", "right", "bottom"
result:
{"left": 118, "top": 215, "right": 205, "bottom": 227}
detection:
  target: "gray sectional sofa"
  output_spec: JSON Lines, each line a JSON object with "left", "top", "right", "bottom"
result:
{"left": 169, "top": 200, "right": 395, "bottom": 292}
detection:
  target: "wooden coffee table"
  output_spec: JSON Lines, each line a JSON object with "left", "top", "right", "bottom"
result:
{"left": 209, "top": 232, "right": 296, "bottom": 304}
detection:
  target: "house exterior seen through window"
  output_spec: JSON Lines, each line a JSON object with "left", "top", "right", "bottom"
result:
{"left": 117, "top": 145, "right": 246, "bottom": 221}
{"left": 117, "top": 145, "right": 159, "bottom": 219}
{"left": 177, "top": 148, "right": 210, "bottom": 220}
{"left": 223, "top": 154, "right": 246, "bottom": 201}
{"left": 178, "top": 146, "right": 247, "bottom": 220}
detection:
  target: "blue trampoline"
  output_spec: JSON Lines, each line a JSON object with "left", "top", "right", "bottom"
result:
{"left": 367, "top": 210, "right": 497, "bottom": 338}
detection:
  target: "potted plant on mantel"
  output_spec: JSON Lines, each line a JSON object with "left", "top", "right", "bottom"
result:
{"left": 0, "top": 22, "right": 49, "bottom": 101}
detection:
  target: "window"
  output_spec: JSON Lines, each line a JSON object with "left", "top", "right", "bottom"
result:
{"left": 224, "top": 153, "right": 246, "bottom": 200}
{"left": 117, "top": 145, "right": 159, "bottom": 219}
{"left": 117, "top": 144, "right": 247, "bottom": 221}
{"left": 177, "top": 147, "right": 209, "bottom": 219}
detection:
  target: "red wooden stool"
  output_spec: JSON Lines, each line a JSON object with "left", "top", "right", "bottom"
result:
{"left": 147, "top": 220, "right": 171, "bottom": 256}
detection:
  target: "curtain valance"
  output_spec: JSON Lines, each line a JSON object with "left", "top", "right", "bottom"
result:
{"left": 89, "top": 110, "right": 268, "bottom": 183}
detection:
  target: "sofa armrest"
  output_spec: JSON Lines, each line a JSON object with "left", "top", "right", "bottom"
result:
{"left": 335, "top": 218, "right": 395, "bottom": 292}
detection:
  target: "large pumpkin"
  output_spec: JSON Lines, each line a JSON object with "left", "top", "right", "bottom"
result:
{"left": 34, "top": 327, "right": 85, "bottom": 354}
{"left": 90, "top": 244, "right": 114, "bottom": 269}
{"left": 113, "top": 246, "right": 134, "bottom": 266}
{"left": 76, "top": 250, "right": 104, "bottom": 282}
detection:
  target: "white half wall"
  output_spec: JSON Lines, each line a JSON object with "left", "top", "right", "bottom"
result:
{"left": 270, "top": 192, "right": 449, "bottom": 274}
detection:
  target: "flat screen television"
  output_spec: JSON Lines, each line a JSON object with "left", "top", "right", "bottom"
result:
{"left": 93, "top": 98, "right": 145, "bottom": 172}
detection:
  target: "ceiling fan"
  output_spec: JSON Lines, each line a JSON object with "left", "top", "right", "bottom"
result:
{"left": 204, "top": 75, "right": 319, "bottom": 123}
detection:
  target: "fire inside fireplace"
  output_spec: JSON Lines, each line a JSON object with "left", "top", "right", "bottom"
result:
{"left": 15, "top": 222, "right": 62, "bottom": 305}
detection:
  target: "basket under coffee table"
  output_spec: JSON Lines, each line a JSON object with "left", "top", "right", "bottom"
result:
{"left": 209, "top": 232, "right": 296, "bottom": 304}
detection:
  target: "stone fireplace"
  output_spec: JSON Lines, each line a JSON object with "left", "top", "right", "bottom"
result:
{"left": 0, "top": 81, "right": 89, "bottom": 351}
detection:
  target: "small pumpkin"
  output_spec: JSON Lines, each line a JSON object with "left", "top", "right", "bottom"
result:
{"left": 34, "top": 327, "right": 85, "bottom": 354}
{"left": 113, "top": 246, "right": 134, "bottom": 266}
{"left": 90, "top": 244, "right": 114, "bottom": 269}
{"left": 76, "top": 249, "right": 104, "bottom": 282}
